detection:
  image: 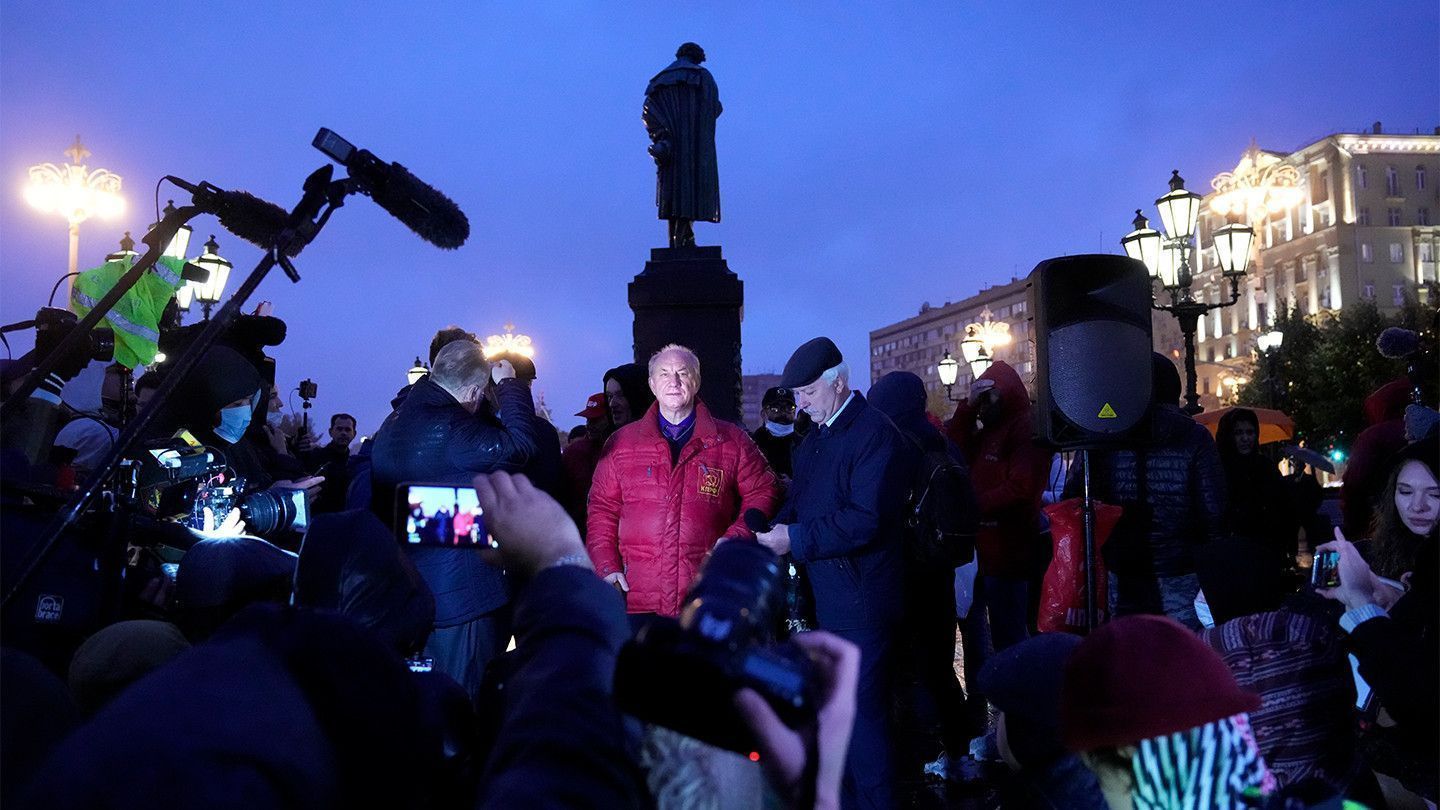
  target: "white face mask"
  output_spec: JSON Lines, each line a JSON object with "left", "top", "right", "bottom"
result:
{"left": 266, "top": 410, "right": 284, "bottom": 428}
{"left": 765, "top": 420, "right": 795, "bottom": 436}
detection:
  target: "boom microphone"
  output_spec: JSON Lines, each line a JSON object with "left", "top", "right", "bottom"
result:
{"left": 312, "top": 128, "right": 469, "bottom": 249}
{"left": 165, "top": 177, "right": 302, "bottom": 256}
{"left": 744, "top": 508, "right": 773, "bottom": 535}
{"left": 1377, "top": 326, "right": 1420, "bottom": 359}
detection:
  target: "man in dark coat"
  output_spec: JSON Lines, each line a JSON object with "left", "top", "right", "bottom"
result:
{"left": 758, "top": 337, "right": 909, "bottom": 810}
{"left": 752, "top": 385, "right": 802, "bottom": 479}
{"left": 1065, "top": 353, "right": 1225, "bottom": 630}
{"left": 643, "top": 42, "right": 722, "bottom": 248}
{"left": 370, "top": 339, "right": 540, "bottom": 701}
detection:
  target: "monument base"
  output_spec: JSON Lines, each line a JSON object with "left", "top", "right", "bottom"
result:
{"left": 629, "top": 245, "right": 743, "bottom": 423}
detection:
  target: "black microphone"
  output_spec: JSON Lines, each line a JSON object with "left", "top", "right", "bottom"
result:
{"left": 312, "top": 128, "right": 469, "bottom": 249}
{"left": 1376, "top": 327, "right": 1420, "bottom": 359}
{"left": 744, "top": 508, "right": 773, "bottom": 535}
{"left": 165, "top": 177, "right": 302, "bottom": 256}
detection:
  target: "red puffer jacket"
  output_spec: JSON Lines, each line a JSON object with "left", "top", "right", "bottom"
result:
{"left": 586, "top": 401, "right": 780, "bottom": 616}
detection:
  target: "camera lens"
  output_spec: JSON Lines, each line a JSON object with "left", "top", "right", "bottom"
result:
{"left": 240, "top": 490, "right": 296, "bottom": 535}
{"left": 677, "top": 541, "right": 785, "bottom": 647}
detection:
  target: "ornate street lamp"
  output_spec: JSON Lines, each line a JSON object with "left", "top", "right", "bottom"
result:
{"left": 1255, "top": 329, "right": 1284, "bottom": 408}
{"left": 936, "top": 351, "right": 960, "bottom": 401}
{"left": 1124, "top": 170, "right": 1253, "bottom": 415}
{"left": 24, "top": 136, "right": 125, "bottom": 299}
{"left": 188, "top": 235, "right": 232, "bottom": 320}
{"left": 105, "top": 231, "right": 139, "bottom": 263}
{"left": 407, "top": 356, "right": 429, "bottom": 385}
{"left": 483, "top": 322, "right": 535, "bottom": 360}
{"left": 959, "top": 306, "right": 1010, "bottom": 379}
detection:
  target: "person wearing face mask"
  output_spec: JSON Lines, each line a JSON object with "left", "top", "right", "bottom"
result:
{"left": 752, "top": 386, "right": 802, "bottom": 480}
{"left": 369, "top": 338, "right": 541, "bottom": 702}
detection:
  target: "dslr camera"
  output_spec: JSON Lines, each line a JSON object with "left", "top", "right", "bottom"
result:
{"left": 36, "top": 306, "right": 115, "bottom": 365}
{"left": 614, "top": 540, "right": 817, "bottom": 754}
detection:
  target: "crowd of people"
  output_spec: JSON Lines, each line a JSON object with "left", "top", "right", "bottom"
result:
{"left": 0, "top": 299, "right": 1436, "bottom": 810}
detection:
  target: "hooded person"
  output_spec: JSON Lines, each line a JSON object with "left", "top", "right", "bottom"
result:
{"left": 869, "top": 371, "right": 980, "bottom": 778}
{"left": 146, "top": 343, "right": 272, "bottom": 488}
{"left": 22, "top": 604, "right": 438, "bottom": 810}
{"left": 1061, "top": 615, "right": 1275, "bottom": 809}
{"left": 67, "top": 620, "right": 191, "bottom": 717}
{"left": 603, "top": 362, "right": 655, "bottom": 430}
{"left": 293, "top": 509, "right": 436, "bottom": 657}
{"left": 173, "top": 535, "right": 298, "bottom": 641}
{"left": 946, "top": 360, "right": 1049, "bottom": 658}
{"left": 1216, "top": 408, "right": 1296, "bottom": 558}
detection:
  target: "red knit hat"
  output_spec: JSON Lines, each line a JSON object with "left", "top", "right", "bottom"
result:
{"left": 1059, "top": 615, "right": 1260, "bottom": 751}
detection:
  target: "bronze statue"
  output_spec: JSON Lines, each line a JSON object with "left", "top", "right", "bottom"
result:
{"left": 643, "top": 42, "right": 722, "bottom": 248}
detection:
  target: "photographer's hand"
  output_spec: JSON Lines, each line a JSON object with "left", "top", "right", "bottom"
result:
{"left": 192, "top": 506, "right": 248, "bottom": 539}
{"left": 473, "top": 472, "right": 592, "bottom": 578}
{"left": 491, "top": 359, "right": 516, "bottom": 384}
{"left": 1316, "top": 528, "right": 1385, "bottom": 610}
{"left": 735, "top": 631, "right": 857, "bottom": 810}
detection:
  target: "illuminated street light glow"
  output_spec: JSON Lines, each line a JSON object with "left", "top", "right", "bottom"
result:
{"left": 25, "top": 136, "right": 125, "bottom": 297}
{"left": 483, "top": 322, "right": 535, "bottom": 359}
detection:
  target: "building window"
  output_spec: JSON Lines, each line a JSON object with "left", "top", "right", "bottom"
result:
{"left": 1203, "top": 376, "right": 1212, "bottom": 395}
{"left": 1386, "top": 166, "right": 1400, "bottom": 196}
{"left": 1390, "top": 243, "right": 1403, "bottom": 263}
{"left": 1394, "top": 284, "right": 1406, "bottom": 306}
{"left": 1422, "top": 244, "right": 1435, "bottom": 263}
{"left": 1419, "top": 208, "right": 1431, "bottom": 226}
{"left": 1319, "top": 269, "right": 1330, "bottom": 308}
{"left": 1363, "top": 281, "right": 1375, "bottom": 300}
{"left": 1355, "top": 163, "right": 1367, "bottom": 188}
{"left": 1361, "top": 242, "right": 1373, "bottom": 262}
{"left": 1418, "top": 165, "right": 1428, "bottom": 191}
{"left": 1388, "top": 207, "right": 1403, "bottom": 226}
{"left": 1357, "top": 207, "right": 1370, "bottom": 226}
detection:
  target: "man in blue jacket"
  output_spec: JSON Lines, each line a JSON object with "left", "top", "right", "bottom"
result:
{"left": 757, "top": 337, "right": 909, "bottom": 810}
{"left": 370, "top": 339, "right": 540, "bottom": 701}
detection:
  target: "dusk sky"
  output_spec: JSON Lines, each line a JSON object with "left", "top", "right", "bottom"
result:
{"left": 3, "top": 2, "right": 1436, "bottom": 435}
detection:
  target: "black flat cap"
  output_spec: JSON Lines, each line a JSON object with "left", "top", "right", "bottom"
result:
{"left": 780, "top": 337, "right": 843, "bottom": 388}
{"left": 761, "top": 386, "right": 794, "bottom": 408}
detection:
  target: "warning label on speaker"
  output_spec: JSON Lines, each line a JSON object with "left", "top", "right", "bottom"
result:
{"left": 1098, "top": 403, "right": 1118, "bottom": 419}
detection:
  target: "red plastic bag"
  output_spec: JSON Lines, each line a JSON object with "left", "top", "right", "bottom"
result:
{"left": 1039, "top": 497, "right": 1122, "bottom": 634}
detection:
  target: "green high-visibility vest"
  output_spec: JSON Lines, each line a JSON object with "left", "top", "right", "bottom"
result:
{"left": 70, "top": 256, "right": 185, "bottom": 369}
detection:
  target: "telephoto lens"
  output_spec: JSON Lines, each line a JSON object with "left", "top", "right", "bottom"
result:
{"left": 239, "top": 490, "right": 297, "bottom": 536}
{"left": 614, "top": 540, "right": 817, "bottom": 753}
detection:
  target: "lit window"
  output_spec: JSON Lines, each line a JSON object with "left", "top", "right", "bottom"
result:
{"left": 1390, "top": 243, "right": 1403, "bottom": 263}
{"left": 1356, "top": 164, "right": 1367, "bottom": 188}
{"left": 1363, "top": 282, "right": 1375, "bottom": 300}
{"left": 1386, "top": 166, "right": 1400, "bottom": 196}
{"left": 1422, "top": 244, "right": 1435, "bottom": 263}
{"left": 1361, "top": 243, "right": 1373, "bottom": 262}
{"left": 1394, "top": 284, "right": 1406, "bottom": 306}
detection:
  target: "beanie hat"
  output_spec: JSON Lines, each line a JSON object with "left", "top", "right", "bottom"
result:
{"left": 1059, "top": 615, "right": 1259, "bottom": 751}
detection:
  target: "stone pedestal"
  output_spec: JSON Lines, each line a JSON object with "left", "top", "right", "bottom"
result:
{"left": 629, "top": 245, "right": 743, "bottom": 423}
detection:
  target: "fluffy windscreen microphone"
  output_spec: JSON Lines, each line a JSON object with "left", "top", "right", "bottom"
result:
{"left": 360, "top": 159, "right": 470, "bottom": 250}
{"left": 1377, "top": 326, "right": 1420, "bottom": 359}
{"left": 744, "top": 508, "right": 773, "bottom": 535}
{"left": 212, "top": 190, "right": 303, "bottom": 257}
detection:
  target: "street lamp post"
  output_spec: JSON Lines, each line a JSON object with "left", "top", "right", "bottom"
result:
{"left": 25, "top": 136, "right": 125, "bottom": 301}
{"left": 482, "top": 322, "right": 535, "bottom": 360}
{"left": 937, "top": 351, "right": 960, "bottom": 401}
{"left": 937, "top": 306, "right": 1012, "bottom": 401}
{"left": 187, "top": 235, "right": 232, "bottom": 320}
{"left": 1122, "top": 170, "right": 1254, "bottom": 415}
{"left": 407, "top": 356, "right": 430, "bottom": 385}
{"left": 1255, "top": 329, "right": 1284, "bottom": 408}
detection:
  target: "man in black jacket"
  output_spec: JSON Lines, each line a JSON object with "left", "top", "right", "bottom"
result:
{"left": 758, "top": 337, "right": 909, "bottom": 810}
{"left": 370, "top": 339, "right": 540, "bottom": 701}
{"left": 1065, "top": 353, "right": 1225, "bottom": 630}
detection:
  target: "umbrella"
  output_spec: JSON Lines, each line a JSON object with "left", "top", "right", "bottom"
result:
{"left": 1279, "top": 444, "right": 1335, "bottom": 474}
{"left": 1194, "top": 406, "right": 1295, "bottom": 445}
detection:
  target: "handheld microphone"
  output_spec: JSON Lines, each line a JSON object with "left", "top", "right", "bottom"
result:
{"left": 1376, "top": 327, "right": 1420, "bottom": 359}
{"left": 165, "top": 177, "right": 302, "bottom": 256}
{"left": 312, "top": 128, "right": 469, "bottom": 249}
{"left": 744, "top": 508, "right": 773, "bottom": 535}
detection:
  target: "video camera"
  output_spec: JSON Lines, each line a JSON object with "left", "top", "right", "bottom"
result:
{"left": 121, "top": 431, "right": 308, "bottom": 536}
{"left": 614, "top": 540, "right": 817, "bottom": 754}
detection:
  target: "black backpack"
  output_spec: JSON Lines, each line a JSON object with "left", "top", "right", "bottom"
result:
{"left": 901, "top": 432, "right": 978, "bottom": 567}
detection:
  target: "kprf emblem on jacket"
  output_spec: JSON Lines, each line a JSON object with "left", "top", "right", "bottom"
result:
{"left": 698, "top": 467, "right": 725, "bottom": 498}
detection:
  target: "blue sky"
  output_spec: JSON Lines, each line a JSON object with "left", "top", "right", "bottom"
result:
{"left": 3, "top": 1, "right": 1436, "bottom": 433}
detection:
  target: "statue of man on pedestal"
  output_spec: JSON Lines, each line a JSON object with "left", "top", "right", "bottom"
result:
{"left": 643, "top": 42, "right": 722, "bottom": 249}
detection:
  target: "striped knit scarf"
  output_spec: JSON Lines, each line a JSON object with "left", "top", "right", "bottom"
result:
{"left": 1130, "top": 713, "right": 1276, "bottom": 809}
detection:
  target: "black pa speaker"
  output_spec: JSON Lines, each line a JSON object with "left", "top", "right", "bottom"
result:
{"left": 1028, "top": 255, "right": 1153, "bottom": 449}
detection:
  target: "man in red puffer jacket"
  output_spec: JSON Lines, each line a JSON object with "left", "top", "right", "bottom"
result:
{"left": 587, "top": 344, "right": 780, "bottom": 618}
